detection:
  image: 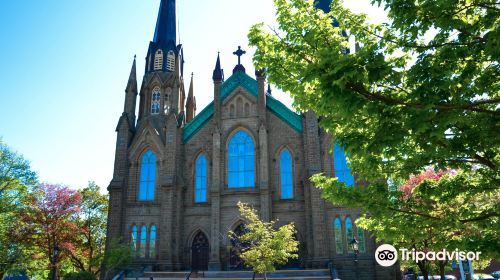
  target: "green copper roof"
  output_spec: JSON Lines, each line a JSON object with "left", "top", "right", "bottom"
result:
{"left": 266, "top": 95, "right": 303, "bottom": 133}
{"left": 183, "top": 102, "right": 214, "bottom": 142}
{"left": 220, "top": 71, "right": 259, "bottom": 100}
{"left": 182, "top": 72, "right": 303, "bottom": 143}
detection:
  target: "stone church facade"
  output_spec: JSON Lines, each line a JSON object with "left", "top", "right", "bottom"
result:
{"left": 105, "top": 0, "right": 396, "bottom": 279}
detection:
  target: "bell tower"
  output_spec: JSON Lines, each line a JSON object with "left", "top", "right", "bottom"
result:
{"left": 138, "top": 0, "right": 186, "bottom": 123}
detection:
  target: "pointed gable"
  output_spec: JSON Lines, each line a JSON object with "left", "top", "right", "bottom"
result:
{"left": 182, "top": 71, "right": 303, "bottom": 143}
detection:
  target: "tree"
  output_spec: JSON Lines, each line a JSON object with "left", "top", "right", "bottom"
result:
{"left": 248, "top": 0, "right": 498, "bottom": 262}
{"left": 0, "top": 139, "right": 37, "bottom": 279}
{"left": 232, "top": 202, "right": 298, "bottom": 280}
{"left": 67, "top": 182, "right": 108, "bottom": 276}
{"left": 100, "top": 239, "right": 133, "bottom": 280}
{"left": 17, "top": 183, "right": 82, "bottom": 279}
{"left": 320, "top": 167, "right": 492, "bottom": 279}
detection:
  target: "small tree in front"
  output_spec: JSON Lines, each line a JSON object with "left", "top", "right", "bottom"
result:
{"left": 232, "top": 202, "right": 298, "bottom": 280}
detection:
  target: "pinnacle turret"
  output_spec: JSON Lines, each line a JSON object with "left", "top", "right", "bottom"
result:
{"left": 212, "top": 53, "right": 224, "bottom": 82}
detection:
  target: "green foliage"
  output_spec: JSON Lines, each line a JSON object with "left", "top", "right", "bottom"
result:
{"left": 101, "top": 239, "right": 133, "bottom": 280}
{"left": 232, "top": 202, "right": 298, "bottom": 277}
{"left": 248, "top": 0, "right": 499, "bottom": 276}
{"left": 0, "top": 139, "right": 38, "bottom": 278}
{"left": 64, "top": 271, "right": 98, "bottom": 280}
{"left": 68, "top": 182, "right": 109, "bottom": 276}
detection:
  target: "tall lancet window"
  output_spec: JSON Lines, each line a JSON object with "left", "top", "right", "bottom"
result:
{"left": 334, "top": 144, "right": 355, "bottom": 187}
{"left": 195, "top": 154, "right": 207, "bottom": 203}
{"left": 334, "top": 218, "right": 343, "bottom": 254}
{"left": 166, "top": 51, "right": 175, "bottom": 72}
{"left": 139, "top": 150, "right": 156, "bottom": 201}
{"left": 280, "top": 149, "right": 293, "bottom": 199}
{"left": 164, "top": 88, "right": 172, "bottom": 114}
{"left": 228, "top": 131, "right": 255, "bottom": 188}
{"left": 139, "top": 225, "right": 147, "bottom": 258}
{"left": 357, "top": 227, "right": 366, "bottom": 253}
{"left": 345, "top": 217, "right": 354, "bottom": 253}
{"left": 154, "top": 49, "right": 163, "bottom": 70}
{"left": 131, "top": 225, "right": 138, "bottom": 254}
{"left": 151, "top": 87, "right": 161, "bottom": 114}
{"left": 149, "top": 224, "right": 157, "bottom": 258}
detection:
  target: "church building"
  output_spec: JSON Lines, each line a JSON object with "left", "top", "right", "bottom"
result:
{"left": 105, "top": 0, "right": 396, "bottom": 279}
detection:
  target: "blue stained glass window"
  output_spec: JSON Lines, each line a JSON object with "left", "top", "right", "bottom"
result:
{"left": 131, "top": 225, "right": 137, "bottom": 253}
{"left": 280, "top": 149, "right": 293, "bottom": 199}
{"left": 357, "top": 227, "right": 366, "bottom": 253}
{"left": 149, "top": 225, "right": 157, "bottom": 258}
{"left": 334, "top": 218, "right": 343, "bottom": 254}
{"left": 228, "top": 131, "right": 254, "bottom": 188}
{"left": 151, "top": 88, "right": 161, "bottom": 114}
{"left": 195, "top": 155, "right": 207, "bottom": 202}
{"left": 139, "top": 150, "right": 156, "bottom": 201}
{"left": 345, "top": 217, "right": 353, "bottom": 253}
{"left": 334, "top": 144, "right": 355, "bottom": 187}
{"left": 139, "top": 225, "right": 147, "bottom": 258}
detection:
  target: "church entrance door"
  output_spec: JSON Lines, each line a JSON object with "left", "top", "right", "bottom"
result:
{"left": 229, "top": 224, "right": 248, "bottom": 270}
{"left": 191, "top": 232, "right": 209, "bottom": 271}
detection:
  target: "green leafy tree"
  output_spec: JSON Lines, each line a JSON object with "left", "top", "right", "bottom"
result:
{"left": 0, "top": 139, "right": 37, "bottom": 279}
{"left": 64, "top": 271, "right": 97, "bottom": 280}
{"left": 232, "top": 202, "right": 298, "bottom": 280}
{"left": 248, "top": 0, "right": 499, "bottom": 267}
{"left": 100, "top": 239, "right": 133, "bottom": 280}
{"left": 68, "top": 182, "right": 109, "bottom": 276}
{"left": 17, "top": 183, "right": 82, "bottom": 279}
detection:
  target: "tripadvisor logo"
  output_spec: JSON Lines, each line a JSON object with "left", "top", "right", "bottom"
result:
{"left": 375, "top": 244, "right": 482, "bottom": 267}
{"left": 375, "top": 244, "right": 398, "bottom": 267}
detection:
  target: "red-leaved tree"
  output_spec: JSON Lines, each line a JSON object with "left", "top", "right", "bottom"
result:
{"left": 17, "top": 183, "right": 82, "bottom": 278}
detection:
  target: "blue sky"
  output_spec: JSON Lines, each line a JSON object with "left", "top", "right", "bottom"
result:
{"left": 0, "top": 0, "right": 386, "bottom": 191}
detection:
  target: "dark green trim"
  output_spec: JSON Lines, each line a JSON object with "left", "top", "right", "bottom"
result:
{"left": 182, "top": 72, "right": 303, "bottom": 143}
{"left": 182, "top": 102, "right": 214, "bottom": 142}
{"left": 266, "top": 95, "right": 303, "bottom": 133}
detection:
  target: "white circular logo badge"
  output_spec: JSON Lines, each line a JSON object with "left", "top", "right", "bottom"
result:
{"left": 375, "top": 244, "right": 398, "bottom": 267}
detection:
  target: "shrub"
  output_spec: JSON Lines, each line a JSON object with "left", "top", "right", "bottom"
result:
{"left": 64, "top": 272, "right": 97, "bottom": 280}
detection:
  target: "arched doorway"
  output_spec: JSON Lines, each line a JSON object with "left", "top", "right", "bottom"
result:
{"left": 191, "top": 231, "right": 209, "bottom": 271}
{"left": 229, "top": 224, "right": 248, "bottom": 270}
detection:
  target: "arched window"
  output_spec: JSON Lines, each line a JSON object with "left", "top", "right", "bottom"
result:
{"left": 334, "top": 218, "right": 343, "bottom": 254}
{"left": 154, "top": 49, "right": 163, "bottom": 70}
{"left": 151, "top": 87, "right": 161, "bottom": 114}
{"left": 139, "top": 225, "right": 147, "bottom": 258}
{"left": 149, "top": 224, "right": 157, "bottom": 258}
{"left": 131, "top": 225, "right": 138, "bottom": 253}
{"left": 228, "top": 131, "right": 254, "bottom": 188}
{"left": 139, "top": 150, "right": 156, "bottom": 201}
{"left": 357, "top": 227, "right": 366, "bottom": 253}
{"left": 280, "top": 149, "right": 293, "bottom": 199}
{"left": 334, "top": 144, "right": 355, "bottom": 187}
{"left": 164, "top": 88, "right": 172, "bottom": 114}
{"left": 345, "top": 217, "right": 353, "bottom": 253}
{"left": 195, "top": 154, "right": 207, "bottom": 203}
{"left": 166, "top": 51, "right": 175, "bottom": 72}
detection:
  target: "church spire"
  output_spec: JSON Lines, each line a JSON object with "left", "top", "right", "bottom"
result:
{"left": 153, "top": 0, "right": 176, "bottom": 44}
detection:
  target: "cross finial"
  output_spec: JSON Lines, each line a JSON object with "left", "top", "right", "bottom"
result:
{"left": 233, "top": 46, "right": 246, "bottom": 65}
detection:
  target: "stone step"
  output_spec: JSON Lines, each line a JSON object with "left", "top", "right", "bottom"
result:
{"left": 132, "top": 269, "right": 332, "bottom": 279}
{"left": 124, "top": 276, "right": 331, "bottom": 280}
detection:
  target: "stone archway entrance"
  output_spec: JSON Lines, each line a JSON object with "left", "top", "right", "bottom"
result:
{"left": 229, "top": 224, "right": 248, "bottom": 270}
{"left": 191, "top": 231, "right": 209, "bottom": 271}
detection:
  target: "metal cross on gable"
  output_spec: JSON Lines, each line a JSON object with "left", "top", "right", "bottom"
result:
{"left": 233, "top": 46, "right": 246, "bottom": 65}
